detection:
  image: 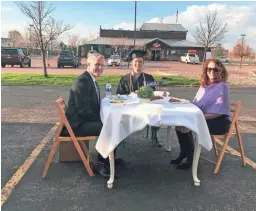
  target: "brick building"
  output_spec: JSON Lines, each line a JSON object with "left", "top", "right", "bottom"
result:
{"left": 80, "top": 23, "right": 205, "bottom": 61}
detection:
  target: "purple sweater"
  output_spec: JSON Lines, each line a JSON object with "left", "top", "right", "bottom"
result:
{"left": 193, "top": 82, "right": 230, "bottom": 117}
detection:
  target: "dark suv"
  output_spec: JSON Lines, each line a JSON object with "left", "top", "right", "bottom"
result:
{"left": 57, "top": 50, "right": 78, "bottom": 68}
{"left": 1, "top": 48, "right": 31, "bottom": 68}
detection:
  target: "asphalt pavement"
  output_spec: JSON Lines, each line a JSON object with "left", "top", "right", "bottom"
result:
{"left": 1, "top": 85, "right": 256, "bottom": 211}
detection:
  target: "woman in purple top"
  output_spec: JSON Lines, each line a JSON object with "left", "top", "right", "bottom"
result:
{"left": 171, "top": 59, "right": 231, "bottom": 170}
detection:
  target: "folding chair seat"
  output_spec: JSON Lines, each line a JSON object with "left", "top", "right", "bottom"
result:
{"left": 211, "top": 101, "right": 246, "bottom": 174}
{"left": 42, "top": 96, "right": 97, "bottom": 178}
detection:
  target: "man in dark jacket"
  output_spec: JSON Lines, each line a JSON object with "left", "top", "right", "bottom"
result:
{"left": 62, "top": 53, "right": 117, "bottom": 177}
{"left": 116, "top": 50, "right": 162, "bottom": 147}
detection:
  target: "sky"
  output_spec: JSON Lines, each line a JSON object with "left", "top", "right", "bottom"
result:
{"left": 1, "top": 1, "right": 256, "bottom": 50}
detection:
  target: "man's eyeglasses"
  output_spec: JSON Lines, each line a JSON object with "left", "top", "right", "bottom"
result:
{"left": 207, "top": 67, "right": 218, "bottom": 72}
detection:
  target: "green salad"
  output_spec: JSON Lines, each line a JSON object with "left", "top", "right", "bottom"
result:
{"left": 137, "top": 86, "right": 154, "bottom": 99}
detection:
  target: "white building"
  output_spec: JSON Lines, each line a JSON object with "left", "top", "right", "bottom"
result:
{"left": 1, "top": 37, "right": 13, "bottom": 48}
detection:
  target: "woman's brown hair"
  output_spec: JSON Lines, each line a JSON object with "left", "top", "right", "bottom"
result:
{"left": 200, "top": 59, "right": 228, "bottom": 87}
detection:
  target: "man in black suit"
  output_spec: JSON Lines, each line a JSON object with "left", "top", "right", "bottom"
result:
{"left": 116, "top": 50, "right": 163, "bottom": 147}
{"left": 61, "top": 53, "right": 116, "bottom": 177}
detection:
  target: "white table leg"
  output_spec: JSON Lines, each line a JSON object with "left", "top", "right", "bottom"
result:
{"left": 192, "top": 136, "right": 201, "bottom": 187}
{"left": 166, "top": 126, "right": 172, "bottom": 152}
{"left": 107, "top": 151, "right": 115, "bottom": 189}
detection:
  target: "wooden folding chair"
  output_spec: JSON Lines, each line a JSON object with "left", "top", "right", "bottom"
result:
{"left": 211, "top": 101, "right": 246, "bottom": 174}
{"left": 42, "top": 96, "right": 97, "bottom": 178}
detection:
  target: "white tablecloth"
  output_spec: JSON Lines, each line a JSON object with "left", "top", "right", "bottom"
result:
{"left": 96, "top": 97, "right": 212, "bottom": 158}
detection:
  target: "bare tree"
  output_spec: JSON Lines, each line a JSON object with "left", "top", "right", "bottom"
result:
{"left": 8, "top": 30, "right": 23, "bottom": 47}
{"left": 23, "top": 26, "right": 40, "bottom": 50}
{"left": 23, "top": 29, "right": 30, "bottom": 49}
{"left": 249, "top": 52, "right": 255, "bottom": 60}
{"left": 68, "top": 34, "right": 79, "bottom": 49}
{"left": 22, "top": 26, "right": 38, "bottom": 54}
{"left": 192, "top": 10, "right": 228, "bottom": 63}
{"left": 232, "top": 39, "right": 252, "bottom": 68}
{"left": 80, "top": 38, "right": 89, "bottom": 45}
{"left": 59, "top": 41, "right": 66, "bottom": 50}
{"left": 214, "top": 44, "right": 226, "bottom": 57}
{"left": 112, "top": 37, "right": 129, "bottom": 58}
{"left": 16, "top": 1, "right": 72, "bottom": 77}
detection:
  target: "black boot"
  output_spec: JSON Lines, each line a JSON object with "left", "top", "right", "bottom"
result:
{"left": 177, "top": 131, "right": 194, "bottom": 170}
{"left": 170, "top": 130, "right": 186, "bottom": 165}
{"left": 151, "top": 126, "right": 163, "bottom": 147}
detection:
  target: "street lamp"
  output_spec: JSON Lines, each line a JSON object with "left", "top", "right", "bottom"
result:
{"left": 133, "top": 1, "right": 137, "bottom": 50}
{"left": 29, "top": 24, "right": 34, "bottom": 56}
{"left": 241, "top": 34, "right": 246, "bottom": 47}
{"left": 240, "top": 34, "right": 246, "bottom": 69}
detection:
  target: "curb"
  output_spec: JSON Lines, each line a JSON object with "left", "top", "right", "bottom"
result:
{"left": 238, "top": 116, "right": 256, "bottom": 123}
{"left": 2, "top": 84, "right": 256, "bottom": 88}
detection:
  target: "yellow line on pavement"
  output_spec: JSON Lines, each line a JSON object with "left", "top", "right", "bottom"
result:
{"left": 1, "top": 123, "right": 59, "bottom": 207}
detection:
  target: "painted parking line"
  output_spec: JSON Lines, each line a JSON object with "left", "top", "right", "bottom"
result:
{"left": 1, "top": 123, "right": 59, "bottom": 207}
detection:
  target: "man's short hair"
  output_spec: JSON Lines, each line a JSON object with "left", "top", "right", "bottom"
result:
{"left": 87, "top": 53, "right": 105, "bottom": 65}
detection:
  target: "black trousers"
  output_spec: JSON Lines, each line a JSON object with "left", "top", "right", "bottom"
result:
{"left": 61, "top": 121, "right": 116, "bottom": 165}
{"left": 175, "top": 115, "right": 230, "bottom": 159}
{"left": 206, "top": 115, "right": 231, "bottom": 135}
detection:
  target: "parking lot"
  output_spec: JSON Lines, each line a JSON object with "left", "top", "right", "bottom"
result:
{"left": 1, "top": 85, "right": 256, "bottom": 211}
{"left": 2, "top": 57, "right": 255, "bottom": 80}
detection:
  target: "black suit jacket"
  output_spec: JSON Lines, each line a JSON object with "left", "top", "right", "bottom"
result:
{"left": 116, "top": 72, "right": 156, "bottom": 95}
{"left": 65, "top": 71, "right": 101, "bottom": 129}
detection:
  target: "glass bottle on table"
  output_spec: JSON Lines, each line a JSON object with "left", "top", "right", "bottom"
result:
{"left": 105, "top": 82, "right": 112, "bottom": 98}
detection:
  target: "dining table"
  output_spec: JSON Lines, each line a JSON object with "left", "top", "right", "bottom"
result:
{"left": 95, "top": 92, "right": 213, "bottom": 189}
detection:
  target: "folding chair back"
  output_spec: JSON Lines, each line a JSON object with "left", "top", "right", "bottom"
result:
{"left": 56, "top": 96, "right": 68, "bottom": 124}
{"left": 211, "top": 101, "right": 246, "bottom": 174}
{"left": 229, "top": 101, "right": 241, "bottom": 128}
{"left": 55, "top": 97, "right": 82, "bottom": 141}
{"left": 42, "top": 96, "right": 96, "bottom": 178}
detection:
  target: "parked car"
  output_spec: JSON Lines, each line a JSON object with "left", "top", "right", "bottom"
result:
{"left": 122, "top": 54, "right": 130, "bottom": 62}
{"left": 57, "top": 50, "right": 78, "bottom": 68}
{"left": 180, "top": 53, "right": 200, "bottom": 64}
{"left": 1, "top": 48, "right": 31, "bottom": 68}
{"left": 108, "top": 55, "right": 121, "bottom": 66}
{"left": 75, "top": 55, "right": 82, "bottom": 66}
{"left": 216, "top": 56, "right": 231, "bottom": 63}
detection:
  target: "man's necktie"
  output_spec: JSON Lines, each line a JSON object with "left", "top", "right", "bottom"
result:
{"left": 95, "top": 81, "right": 100, "bottom": 103}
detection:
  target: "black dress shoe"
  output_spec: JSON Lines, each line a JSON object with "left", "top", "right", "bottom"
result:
{"left": 115, "top": 158, "right": 126, "bottom": 166}
{"left": 176, "top": 162, "right": 192, "bottom": 170}
{"left": 170, "top": 151, "right": 186, "bottom": 165}
{"left": 94, "top": 162, "right": 110, "bottom": 177}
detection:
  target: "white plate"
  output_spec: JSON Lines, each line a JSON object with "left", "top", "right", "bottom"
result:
{"left": 150, "top": 97, "right": 169, "bottom": 104}
{"left": 154, "top": 91, "right": 170, "bottom": 97}
{"left": 124, "top": 99, "right": 140, "bottom": 105}
{"left": 109, "top": 103, "right": 124, "bottom": 106}
{"left": 110, "top": 95, "right": 127, "bottom": 100}
{"left": 169, "top": 99, "right": 190, "bottom": 104}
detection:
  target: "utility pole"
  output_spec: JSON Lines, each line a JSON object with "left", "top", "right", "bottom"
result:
{"left": 128, "top": 1, "right": 137, "bottom": 69}
{"left": 240, "top": 34, "right": 246, "bottom": 69}
{"left": 133, "top": 1, "right": 137, "bottom": 50}
{"left": 29, "top": 24, "right": 33, "bottom": 56}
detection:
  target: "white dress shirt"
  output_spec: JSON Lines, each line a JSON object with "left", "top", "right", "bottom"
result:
{"left": 87, "top": 71, "right": 100, "bottom": 103}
